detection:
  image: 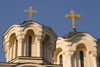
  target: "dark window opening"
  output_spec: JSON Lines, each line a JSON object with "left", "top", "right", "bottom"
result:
{"left": 80, "top": 51, "right": 84, "bottom": 67}
{"left": 99, "top": 56, "right": 100, "bottom": 65}
{"left": 60, "top": 54, "right": 63, "bottom": 65}
{"left": 43, "top": 41, "right": 45, "bottom": 58}
{"left": 16, "top": 39, "right": 18, "bottom": 57}
{"left": 29, "top": 36, "right": 32, "bottom": 57}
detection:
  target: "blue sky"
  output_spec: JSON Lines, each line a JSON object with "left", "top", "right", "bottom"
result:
{"left": 0, "top": 0, "right": 100, "bottom": 62}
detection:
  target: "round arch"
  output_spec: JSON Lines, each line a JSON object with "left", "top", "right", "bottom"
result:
{"left": 23, "top": 26, "right": 40, "bottom": 35}
{"left": 5, "top": 29, "right": 18, "bottom": 42}
{"left": 9, "top": 33, "right": 16, "bottom": 46}
{"left": 72, "top": 39, "right": 97, "bottom": 52}
{"left": 53, "top": 48, "right": 62, "bottom": 62}
{"left": 43, "top": 30, "right": 56, "bottom": 42}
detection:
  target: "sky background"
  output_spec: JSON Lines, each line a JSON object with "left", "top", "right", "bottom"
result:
{"left": 0, "top": 0, "right": 100, "bottom": 62}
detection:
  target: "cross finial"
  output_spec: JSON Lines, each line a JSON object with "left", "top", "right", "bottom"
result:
{"left": 65, "top": 10, "right": 81, "bottom": 31}
{"left": 24, "top": 6, "right": 37, "bottom": 21}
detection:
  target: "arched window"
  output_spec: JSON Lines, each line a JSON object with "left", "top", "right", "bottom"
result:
{"left": 29, "top": 36, "right": 32, "bottom": 57}
{"left": 15, "top": 39, "right": 18, "bottom": 57}
{"left": 59, "top": 54, "right": 63, "bottom": 65}
{"left": 80, "top": 51, "right": 84, "bottom": 67}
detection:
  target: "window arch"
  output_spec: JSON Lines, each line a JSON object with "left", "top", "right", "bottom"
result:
{"left": 25, "top": 30, "right": 35, "bottom": 57}
{"left": 42, "top": 35, "right": 51, "bottom": 61}
{"left": 9, "top": 33, "right": 16, "bottom": 60}
{"left": 59, "top": 54, "right": 63, "bottom": 65}
{"left": 80, "top": 51, "right": 84, "bottom": 67}
{"left": 29, "top": 36, "right": 32, "bottom": 57}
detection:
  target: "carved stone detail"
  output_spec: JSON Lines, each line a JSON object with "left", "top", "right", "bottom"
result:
{"left": 17, "top": 34, "right": 25, "bottom": 42}
{"left": 65, "top": 51, "right": 74, "bottom": 59}
{"left": 91, "top": 52, "right": 97, "bottom": 67}
{"left": 5, "top": 42, "right": 10, "bottom": 50}
{"left": 91, "top": 52, "right": 97, "bottom": 60}
{"left": 36, "top": 35, "right": 42, "bottom": 42}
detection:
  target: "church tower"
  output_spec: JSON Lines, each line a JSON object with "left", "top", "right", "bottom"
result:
{"left": 1, "top": 7, "right": 100, "bottom": 67}
{"left": 3, "top": 21, "right": 57, "bottom": 64}
{"left": 53, "top": 10, "right": 100, "bottom": 67}
{"left": 1, "top": 6, "right": 61, "bottom": 67}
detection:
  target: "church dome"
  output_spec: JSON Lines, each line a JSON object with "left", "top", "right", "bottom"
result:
{"left": 62, "top": 31, "right": 86, "bottom": 39}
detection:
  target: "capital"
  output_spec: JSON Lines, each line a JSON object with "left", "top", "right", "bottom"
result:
{"left": 5, "top": 41, "right": 10, "bottom": 50}
{"left": 65, "top": 51, "right": 74, "bottom": 59}
{"left": 36, "top": 35, "right": 42, "bottom": 42}
{"left": 17, "top": 34, "right": 25, "bottom": 43}
{"left": 17, "top": 34, "right": 25, "bottom": 40}
{"left": 91, "top": 52, "right": 97, "bottom": 60}
{"left": 49, "top": 45, "right": 54, "bottom": 51}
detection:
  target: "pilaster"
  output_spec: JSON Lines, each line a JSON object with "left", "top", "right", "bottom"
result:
{"left": 17, "top": 34, "right": 25, "bottom": 56}
{"left": 36, "top": 35, "right": 42, "bottom": 57}
{"left": 91, "top": 52, "right": 97, "bottom": 67}
{"left": 65, "top": 51, "right": 74, "bottom": 67}
{"left": 5, "top": 41, "right": 10, "bottom": 62}
{"left": 49, "top": 45, "right": 54, "bottom": 63}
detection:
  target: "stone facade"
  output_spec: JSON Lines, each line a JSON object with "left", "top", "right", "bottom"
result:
{"left": 0, "top": 21, "right": 100, "bottom": 67}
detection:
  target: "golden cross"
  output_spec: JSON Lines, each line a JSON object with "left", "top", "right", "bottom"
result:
{"left": 65, "top": 10, "right": 81, "bottom": 29}
{"left": 24, "top": 6, "right": 37, "bottom": 21}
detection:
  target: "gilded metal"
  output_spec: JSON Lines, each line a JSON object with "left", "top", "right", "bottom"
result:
{"left": 65, "top": 10, "right": 81, "bottom": 29}
{"left": 24, "top": 6, "right": 37, "bottom": 21}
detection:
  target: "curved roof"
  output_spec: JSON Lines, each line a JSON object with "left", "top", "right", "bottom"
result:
{"left": 62, "top": 31, "right": 86, "bottom": 39}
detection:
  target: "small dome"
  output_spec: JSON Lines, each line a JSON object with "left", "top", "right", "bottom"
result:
{"left": 62, "top": 31, "right": 86, "bottom": 39}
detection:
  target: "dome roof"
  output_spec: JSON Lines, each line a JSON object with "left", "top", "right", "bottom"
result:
{"left": 62, "top": 31, "right": 86, "bottom": 39}
{"left": 20, "top": 20, "right": 39, "bottom": 24}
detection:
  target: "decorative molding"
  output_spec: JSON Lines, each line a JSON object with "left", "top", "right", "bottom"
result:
{"left": 36, "top": 35, "right": 42, "bottom": 42}
{"left": 18, "top": 27, "right": 24, "bottom": 32}
{"left": 91, "top": 52, "right": 97, "bottom": 57}
{"left": 49, "top": 45, "right": 54, "bottom": 51}
{"left": 17, "top": 34, "right": 25, "bottom": 42}
{"left": 5, "top": 41, "right": 10, "bottom": 50}
{"left": 91, "top": 52, "right": 97, "bottom": 60}
{"left": 65, "top": 42, "right": 72, "bottom": 46}
{"left": 65, "top": 51, "right": 74, "bottom": 59}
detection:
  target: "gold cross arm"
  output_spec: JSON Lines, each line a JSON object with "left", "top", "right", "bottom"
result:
{"left": 24, "top": 6, "right": 37, "bottom": 21}
{"left": 65, "top": 10, "right": 81, "bottom": 29}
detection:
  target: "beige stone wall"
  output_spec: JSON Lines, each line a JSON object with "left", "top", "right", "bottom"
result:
{"left": 3, "top": 21, "right": 57, "bottom": 63}
{"left": 2, "top": 21, "right": 100, "bottom": 67}
{"left": 54, "top": 33, "right": 99, "bottom": 67}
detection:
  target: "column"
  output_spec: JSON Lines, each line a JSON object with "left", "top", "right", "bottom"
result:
{"left": 49, "top": 46, "right": 54, "bottom": 63}
{"left": 37, "top": 40, "right": 42, "bottom": 57}
{"left": 6, "top": 42, "right": 10, "bottom": 62}
{"left": 36, "top": 35, "right": 42, "bottom": 57}
{"left": 24, "top": 41, "right": 26, "bottom": 56}
{"left": 65, "top": 51, "right": 74, "bottom": 67}
{"left": 13, "top": 41, "right": 16, "bottom": 58}
{"left": 91, "top": 52, "right": 97, "bottom": 67}
{"left": 17, "top": 34, "right": 25, "bottom": 56}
